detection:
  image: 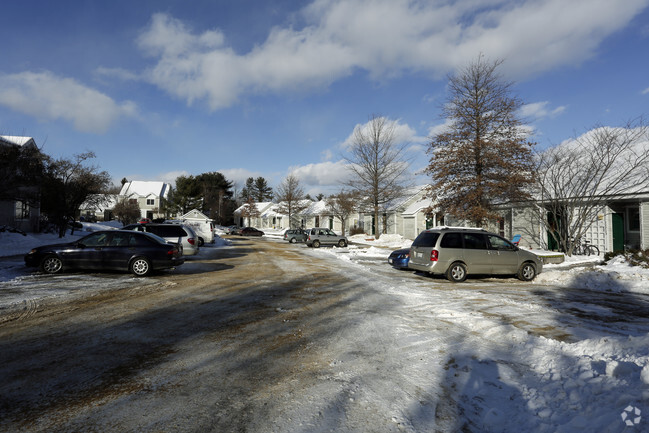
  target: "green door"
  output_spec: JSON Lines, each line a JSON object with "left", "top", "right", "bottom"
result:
{"left": 612, "top": 213, "right": 625, "bottom": 252}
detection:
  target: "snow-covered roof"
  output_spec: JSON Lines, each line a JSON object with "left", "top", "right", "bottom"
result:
{"left": 181, "top": 209, "right": 213, "bottom": 221}
{"left": 0, "top": 135, "right": 36, "bottom": 148}
{"left": 234, "top": 202, "right": 275, "bottom": 215}
{"left": 119, "top": 181, "right": 170, "bottom": 199}
{"left": 79, "top": 194, "right": 118, "bottom": 212}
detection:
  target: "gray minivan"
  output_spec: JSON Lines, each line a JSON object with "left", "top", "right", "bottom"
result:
{"left": 408, "top": 227, "right": 542, "bottom": 282}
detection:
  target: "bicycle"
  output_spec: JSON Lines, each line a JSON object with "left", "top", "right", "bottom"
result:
{"left": 572, "top": 239, "right": 600, "bottom": 256}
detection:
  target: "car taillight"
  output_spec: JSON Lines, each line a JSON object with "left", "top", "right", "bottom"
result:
{"left": 430, "top": 250, "right": 439, "bottom": 261}
{"left": 188, "top": 238, "right": 195, "bottom": 245}
{"left": 167, "top": 249, "right": 175, "bottom": 256}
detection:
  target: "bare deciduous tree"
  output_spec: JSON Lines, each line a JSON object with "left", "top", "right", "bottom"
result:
{"left": 276, "top": 174, "right": 309, "bottom": 228}
{"left": 344, "top": 115, "right": 411, "bottom": 239}
{"left": 326, "top": 190, "right": 358, "bottom": 236}
{"left": 113, "top": 198, "right": 141, "bottom": 226}
{"left": 40, "top": 152, "right": 111, "bottom": 237}
{"left": 425, "top": 56, "right": 535, "bottom": 226}
{"left": 536, "top": 119, "right": 649, "bottom": 255}
{"left": 240, "top": 196, "right": 261, "bottom": 227}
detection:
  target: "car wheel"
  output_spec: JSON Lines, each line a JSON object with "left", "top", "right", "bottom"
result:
{"left": 41, "top": 255, "right": 63, "bottom": 274}
{"left": 130, "top": 257, "right": 152, "bottom": 277}
{"left": 290, "top": 237, "right": 297, "bottom": 243}
{"left": 517, "top": 262, "right": 536, "bottom": 281}
{"left": 198, "top": 237, "right": 204, "bottom": 247}
{"left": 446, "top": 262, "right": 467, "bottom": 283}
{"left": 312, "top": 240, "right": 321, "bottom": 248}
{"left": 338, "top": 239, "right": 347, "bottom": 247}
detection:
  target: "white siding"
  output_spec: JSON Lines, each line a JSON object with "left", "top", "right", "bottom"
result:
{"left": 582, "top": 207, "right": 607, "bottom": 253}
{"left": 642, "top": 201, "right": 649, "bottom": 250}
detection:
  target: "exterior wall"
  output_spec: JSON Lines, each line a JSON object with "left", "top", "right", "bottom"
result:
{"left": 642, "top": 201, "right": 649, "bottom": 250}
{"left": 582, "top": 207, "right": 607, "bottom": 253}
{"left": 0, "top": 200, "right": 40, "bottom": 232}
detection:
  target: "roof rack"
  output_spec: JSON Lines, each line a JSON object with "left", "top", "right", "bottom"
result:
{"left": 434, "top": 226, "right": 487, "bottom": 231}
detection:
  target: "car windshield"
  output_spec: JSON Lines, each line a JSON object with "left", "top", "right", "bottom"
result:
{"left": 412, "top": 232, "right": 440, "bottom": 247}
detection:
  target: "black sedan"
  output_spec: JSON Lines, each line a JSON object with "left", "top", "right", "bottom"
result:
{"left": 24, "top": 230, "right": 184, "bottom": 277}
{"left": 239, "top": 227, "right": 264, "bottom": 236}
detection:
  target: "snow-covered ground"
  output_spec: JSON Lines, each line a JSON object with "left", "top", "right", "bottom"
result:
{"left": 2, "top": 224, "right": 649, "bottom": 431}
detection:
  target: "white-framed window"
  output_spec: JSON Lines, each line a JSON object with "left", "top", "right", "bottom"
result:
{"left": 627, "top": 206, "right": 640, "bottom": 232}
{"left": 146, "top": 199, "right": 155, "bottom": 206}
{"left": 15, "top": 200, "right": 30, "bottom": 220}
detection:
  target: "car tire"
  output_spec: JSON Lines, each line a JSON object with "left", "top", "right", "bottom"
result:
{"left": 130, "top": 257, "right": 152, "bottom": 277}
{"left": 290, "top": 237, "right": 297, "bottom": 244}
{"left": 198, "top": 237, "right": 204, "bottom": 247}
{"left": 337, "top": 239, "right": 347, "bottom": 247}
{"left": 312, "top": 240, "right": 321, "bottom": 248}
{"left": 517, "top": 262, "right": 537, "bottom": 281}
{"left": 446, "top": 262, "right": 467, "bottom": 283}
{"left": 41, "top": 255, "right": 63, "bottom": 274}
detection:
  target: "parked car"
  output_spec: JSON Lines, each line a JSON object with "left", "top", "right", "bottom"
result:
{"left": 122, "top": 223, "right": 199, "bottom": 256}
{"left": 239, "top": 227, "right": 264, "bottom": 236}
{"left": 24, "top": 230, "right": 184, "bottom": 277}
{"left": 227, "top": 226, "right": 241, "bottom": 235}
{"left": 388, "top": 248, "right": 410, "bottom": 269}
{"left": 408, "top": 227, "right": 543, "bottom": 282}
{"left": 306, "top": 228, "right": 348, "bottom": 248}
{"left": 283, "top": 228, "right": 308, "bottom": 243}
{"left": 165, "top": 219, "right": 214, "bottom": 246}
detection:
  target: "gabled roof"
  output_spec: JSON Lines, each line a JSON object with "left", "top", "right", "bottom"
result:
{"left": 119, "top": 181, "right": 170, "bottom": 199}
{"left": 0, "top": 135, "right": 37, "bottom": 148}
{"left": 181, "top": 209, "right": 213, "bottom": 221}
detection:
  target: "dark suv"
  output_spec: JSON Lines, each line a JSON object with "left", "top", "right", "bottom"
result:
{"left": 123, "top": 223, "right": 199, "bottom": 256}
{"left": 408, "top": 227, "right": 542, "bottom": 282}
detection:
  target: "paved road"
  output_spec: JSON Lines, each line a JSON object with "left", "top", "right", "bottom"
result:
{"left": 2, "top": 237, "right": 649, "bottom": 432}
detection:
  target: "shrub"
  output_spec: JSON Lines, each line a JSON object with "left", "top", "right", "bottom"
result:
{"left": 349, "top": 225, "right": 366, "bottom": 236}
{"left": 605, "top": 249, "right": 649, "bottom": 268}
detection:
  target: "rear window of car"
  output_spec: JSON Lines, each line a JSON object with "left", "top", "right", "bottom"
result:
{"left": 412, "top": 232, "right": 440, "bottom": 247}
{"left": 440, "top": 232, "right": 462, "bottom": 248}
{"left": 147, "top": 225, "right": 185, "bottom": 237}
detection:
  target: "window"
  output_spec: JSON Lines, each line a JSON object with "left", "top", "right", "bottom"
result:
{"left": 15, "top": 201, "right": 30, "bottom": 220}
{"left": 146, "top": 198, "right": 155, "bottom": 206}
{"left": 463, "top": 233, "right": 487, "bottom": 249}
{"left": 487, "top": 234, "right": 515, "bottom": 251}
{"left": 81, "top": 232, "right": 109, "bottom": 247}
{"left": 627, "top": 207, "right": 640, "bottom": 232}
{"left": 413, "top": 232, "right": 440, "bottom": 247}
{"left": 440, "top": 233, "right": 462, "bottom": 248}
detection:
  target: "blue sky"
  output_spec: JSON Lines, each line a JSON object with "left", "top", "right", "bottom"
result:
{"left": 2, "top": 0, "right": 648, "bottom": 196}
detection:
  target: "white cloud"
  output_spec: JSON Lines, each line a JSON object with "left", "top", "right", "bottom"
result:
{"left": 520, "top": 101, "right": 567, "bottom": 120}
{"left": 0, "top": 71, "right": 137, "bottom": 133}
{"left": 135, "top": 1, "right": 648, "bottom": 109}
{"left": 427, "top": 119, "right": 455, "bottom": 138}
{"left": 288, "top": 160, "right": 351, "bottom": 188}
{"left": 340, "top": 117, "right": 424, "bottom": 150}
{"left": 217, "top": 168, "right": 265, "bottom": 189}
{"left": 642, "top": 87, "right": 649, "bottom": 95}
